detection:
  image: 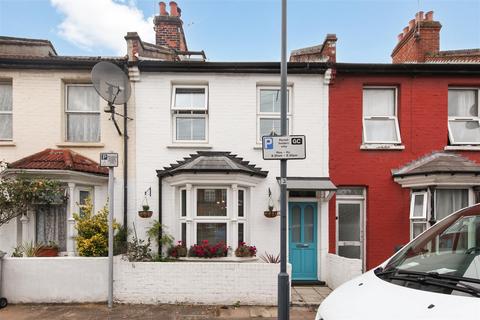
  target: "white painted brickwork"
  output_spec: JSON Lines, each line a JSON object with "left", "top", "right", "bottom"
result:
{"left": 2, "top": 257, "right": 289, "bottom": 305}
{"left": 325, "top": 253, "right": 363, "bottom": 289}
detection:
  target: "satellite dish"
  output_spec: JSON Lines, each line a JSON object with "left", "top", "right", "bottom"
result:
{"left": 91, "top": 62, "right": 132, "bottom": 135}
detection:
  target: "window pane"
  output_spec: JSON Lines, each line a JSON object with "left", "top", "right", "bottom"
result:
{"left": 412, "top": 194, "right": 425, "bottom": 218}
{"left": 304, "top": 205, "right": 314, "bottom": 243}
{"left": 197, "top": 223, "right": 226, "bottom": 244}
{"left": 448, "top": 90, "right": 477, "bottom": 117}
{"left": 174, "top": 88, "right": 206, "bottom": 110}
{"left": 197, "top": 189, "right": 227, "bottom": 216}
{"left": 67, "top": 86, "right": 99, "bottom": 111}
{"left": 67, "top": 114, "right": 100, "bottom": 142}
{"left": 363, "top": 89, "right": 395, "bottom": 116}
{"left": 176, "top": 117, "right": 206, "bottom": 141}
{"left": 338, "top": 203, "right": 360, "bottom": 241}
{"left": 412, "top": 223, "right": 426, "bottom": 239}
{"left": 0, "top": 84, "right": 12, "bottom": 111}
{"left": 436, "top": 189, "right": 468, "bottom": 221}
{"left": 260, "top": 90, "right": 281, "bottom": 113}
{"left": 36, "top": 205, "right": 67, "bottom": 251}
{"left": 449, "top": 120, "right": 480, "bottom": 143}
{"left": 79, "top": 191, "right": 90, "bottom": 205}
{"left": 238, "top": 190, "right": 244, "bottom": 217}
{"left": 260, "top": 118, "right": 289, "bottom": 138}
{"left": 181, "top": 223, "right": 186, "bottom": 244}
{"left": 0, "top": 114, "right": 12, "bottom": 140}
{"left": 336, "top": 187, "right": 364, "bottom": 197}
{"left": 364, "top": 119, "right": 398, "bottom": 142}
{"left": 338, "top": 245, "right": 360, "bottom": 259}
{"left": 181, "top": 189, "right": 187, "bottom": 217}
{"left": 291, "top": 205, "right": 301, "bottom": 243}
{"left": 238, "top": 223, "right": 244, "bottom": 244}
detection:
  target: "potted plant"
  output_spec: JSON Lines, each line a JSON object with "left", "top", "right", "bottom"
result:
{"left": 235, "top": 242, "right": 257, "bottom": 257}
{"left": 168, "top": 241, "right": 187, "bottom": 258}
{"left": 138, "top": 204, "right": 153, "bottom": 218}
{"left": 36, "top": 241, "right": 59, "bottom": 257}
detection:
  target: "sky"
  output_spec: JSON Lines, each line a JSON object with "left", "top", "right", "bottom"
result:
{"left": 0, "top": 0, "right": 479, "bottom": 62}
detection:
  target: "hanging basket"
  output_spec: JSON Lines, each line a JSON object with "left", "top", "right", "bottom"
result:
{"left": 138, "top": 210, "right": 153, "bottom": 218}
{"left": 264, "top": 210, "right": 278, "bottom": 218}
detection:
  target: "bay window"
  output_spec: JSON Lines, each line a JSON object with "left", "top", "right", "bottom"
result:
{"left": 65, "top": 84, "right": 100, "bottom": 142}
{"left": 179, "top": 185, "right": 248, "bottom": 249}
{"left": 257, "top": 87, "right": 291, "bottom": 142}
{"left": 172, "top": 86, "right": 208, "bottom": 142}
{"left": 448, "top": 88, "right": 480, "bottom": 145}
{"left": 362, "top": 87, "right": 401, "bottom": 144}
{"left": 0, "top": 83, "right": 12, "bottom": 140}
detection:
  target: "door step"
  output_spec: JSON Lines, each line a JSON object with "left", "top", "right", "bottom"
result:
{"left": 292, "top": 280, "right": 326, "bottom": 286}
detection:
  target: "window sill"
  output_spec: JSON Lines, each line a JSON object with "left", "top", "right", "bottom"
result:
{"left": 444, "top": 145, "right": 480, "bottom": 151}
{"left": 56, "top": 142, "right": 105, "bottom": 148}
{"left": 167, "top": 144, "right": 212, "bottom": 149}
{"left": 253, "top": 144, "right": 263, "bottom": 150}
{"left": 0, "top": 141, "right": 16, "bottom": 146}
{"left": 178, "top": 256, "right": 258, "bottom": 263}
{"left": 360, "top": 144, "right": 405, "bottom": 150}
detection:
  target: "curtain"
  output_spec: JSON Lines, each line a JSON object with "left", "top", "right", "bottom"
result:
{"left": 0, "top": 84, "right": 12, "bottom": 140}
{"left": 448, "top": 90, "right": 477, "bottom": 117}
{"left": 67, "top": 86, "right": 99, "bottom": 111}
{"left": 0, "top": 114, "right": 12, "bottom": 140}
{"left": 176, "top": 117, "right": 205, "bottom": 140}
{"left": 363, "top": 89, "right": 395, "bottom": 116}
{"left": 435, "top": 189, "right": 469, "bottom": 221}
{"left": 67, "top": 114, "right": 100, "bottom": 142}
{"left": 36, "top": 205, "right": 67, "bottom": 251}
{"left": 364, "top": 119, "right": 397, "bottom": 141}
{"left": 0, "top": 84, "right": 12, "bottom": 111}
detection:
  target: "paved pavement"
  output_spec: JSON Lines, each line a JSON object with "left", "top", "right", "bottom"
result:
{"left": 291, "top": 286, "right": 332, "bottom": 306}
{"left": 0, "top": 303, "right": 319, "bottom": 319}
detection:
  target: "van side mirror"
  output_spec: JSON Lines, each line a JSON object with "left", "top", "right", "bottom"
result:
{"left": 394, "top": 244, "right": 405, "bottom": 253}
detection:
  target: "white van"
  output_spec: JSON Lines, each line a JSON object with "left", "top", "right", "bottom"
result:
{"left": 316, "top": 204, "right": 480, "bottom": 320}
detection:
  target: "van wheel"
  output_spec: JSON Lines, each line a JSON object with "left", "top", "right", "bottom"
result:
{"left": 0, "top": 297, "right": 7, "bottom": 309}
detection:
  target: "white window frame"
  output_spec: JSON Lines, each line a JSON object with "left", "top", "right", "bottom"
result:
{"left": 171, "top": 85, "right": 209, "bottom": 143}
{"left": 0, "top": 82, "right": 13, "bottom": 141}
{"left": 257, "top": 86, "right": 293, "bottom": 143}
{"left": 177, "top": 184, "right": 250, "bottom": 249}
{"left": 65, "top": 84, "right": 101, "bottom": 142}
{"left": 409, "top": 191, "right": 428, "bottom": 220}
{"left": 362, "top": 86, "right": 401, "bottom": 144}
{"left": 447, "top": 88, "right": 480, "bottom": 145}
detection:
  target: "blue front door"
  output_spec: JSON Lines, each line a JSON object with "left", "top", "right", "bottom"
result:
{"left": 289, "top": 202, "right": 318, "bottom": 280}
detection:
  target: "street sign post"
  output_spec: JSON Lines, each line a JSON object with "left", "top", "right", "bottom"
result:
{"left": 100, "top": 152, "right": 118, "bottom": 309}
{"left": 262, "top": 135, "right": 306, "bottom": 160}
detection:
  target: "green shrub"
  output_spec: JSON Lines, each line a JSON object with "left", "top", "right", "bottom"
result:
{"left": 73, "top": 197, "right": 119, "bottom": 257}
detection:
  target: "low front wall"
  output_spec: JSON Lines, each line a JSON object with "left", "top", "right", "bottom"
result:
{"left": 2, "top": 257, "right": 108, "bottom": 303}
{"left": 326, "top": 253, "right": 362, "bottom": 290}
{"left": 115, "top": 260, "right": 289, "bottom": 305}
{"left": 1, "top": 257, "right": 289, "bottom": 305}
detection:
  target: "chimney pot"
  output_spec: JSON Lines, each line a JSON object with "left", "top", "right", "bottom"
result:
{"left": 425, "top": 11, "right": 434, "bottom": 21}
{"left": 170, "top": 1, "right": 179, "bottom": 17}
{"left": 159, "top": 2, "right": 168, "bottom": 16}
{"left": 403, "top": 26, "right": 409, "bottom": 36}
{"left": 398, "top": 33, "right": 404, "bottom": 42}
{"left": 408, "top": 19, "right": 415, "bottom": 30}
{"left": 415, "top": 11, "right": 424, "bottom": 21}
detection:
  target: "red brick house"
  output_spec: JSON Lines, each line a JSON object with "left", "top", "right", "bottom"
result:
{"left": 327, "top": 12, "right": 480, "bottom": 273}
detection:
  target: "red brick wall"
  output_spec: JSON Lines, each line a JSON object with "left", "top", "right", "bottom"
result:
{"left": 392, "top": 22, "right": 441, "bottom": 63}
{"left": 329, "top": 74, "right": 480, "bottom": 270}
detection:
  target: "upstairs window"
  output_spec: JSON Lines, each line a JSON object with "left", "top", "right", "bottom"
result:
{"left": 362, "top": 87, "right": 401, "bottom": 144}
{"left": 65, "top": 85, "right": 100, "bottom": 142}
{"left": 448, "top": 88, "right": 480, "bottom": 145}
{"left": 257, "top": 87, "right": 291, "bottom": 142}
{"left": 0, "top": 83, "right": 12, "bottom": 140}
{"left": 172, "top": 86, "right": 208, "bottom": 142}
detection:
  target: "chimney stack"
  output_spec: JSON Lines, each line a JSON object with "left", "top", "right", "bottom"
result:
{"left": 391, "top": 10, "right": 442, "bottom": 63}
{"left": 153, "top": 1, "right": 187, "bottom": 51}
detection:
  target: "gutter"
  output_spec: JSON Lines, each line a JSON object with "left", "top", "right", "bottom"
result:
{"left": 158, "top": 174, "right": 163, "bottom": 256}
{"left": 334, "top": 63, "right": 480, "bottom": 75}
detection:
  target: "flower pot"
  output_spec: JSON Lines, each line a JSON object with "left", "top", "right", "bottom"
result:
{"left": 36, "top": 247, "right": 58, "bottom": 257}
{"left": 138, "top": 210, "right": 153, "bottom": 218}
{"left": 264, "top": 210, "right": 278, "bottom": 218}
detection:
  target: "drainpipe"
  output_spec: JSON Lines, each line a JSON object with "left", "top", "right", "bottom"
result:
{"left": 158, "top": 175, "right": 163, "bottom": 255}
{"left": 123, "top": 102, "right": 128, "bottom": 230}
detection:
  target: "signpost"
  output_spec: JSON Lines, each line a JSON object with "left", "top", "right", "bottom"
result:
{"left": 262, "top": 135, "right": 306, "bottom": 160}
{"left": 100, "top": 152, "right": 118, "bottom": 309}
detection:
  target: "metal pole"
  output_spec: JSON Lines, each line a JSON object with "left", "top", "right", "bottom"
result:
{"left": 108, "top": 167, "right": 114, "bottom": 308}
{"left": 278, "top": 0, "right": 290, "bottom": 319}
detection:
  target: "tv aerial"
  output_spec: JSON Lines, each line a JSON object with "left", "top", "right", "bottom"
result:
{"left": 91, "top": 61, "right": 132, "bottom": 136}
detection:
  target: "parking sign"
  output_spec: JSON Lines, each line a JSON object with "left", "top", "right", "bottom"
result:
{"left": 262, "top": 135, "right": 306, "bottom": 160}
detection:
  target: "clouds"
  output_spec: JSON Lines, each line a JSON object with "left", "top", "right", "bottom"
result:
{"left": 50, "top": 0, "right": 155, "bottom": 55}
